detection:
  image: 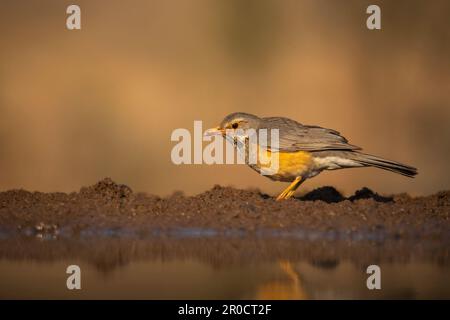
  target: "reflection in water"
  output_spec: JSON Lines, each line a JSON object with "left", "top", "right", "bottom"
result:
{"left": 256, "top": 261, "right": 307, "bottom": 300}
{"left": 0, "top": 233, "right": 448, "bottom": 299}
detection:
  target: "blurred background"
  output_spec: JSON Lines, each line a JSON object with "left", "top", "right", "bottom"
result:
{"left": 0, "top": 0, "right": 449, "bottom": 196}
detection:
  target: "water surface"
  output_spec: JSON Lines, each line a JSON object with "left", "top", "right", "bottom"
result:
{"left": 0, "top": 228, "right": 448, "bottom": 299}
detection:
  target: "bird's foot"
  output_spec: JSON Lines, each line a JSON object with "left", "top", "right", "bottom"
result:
{"left": 276, "top": 177, "right": 302, "bottom": 201}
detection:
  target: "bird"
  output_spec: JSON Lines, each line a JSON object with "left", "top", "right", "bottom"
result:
{"left": 205, "top": 112, "right": 417, "bottom": 201}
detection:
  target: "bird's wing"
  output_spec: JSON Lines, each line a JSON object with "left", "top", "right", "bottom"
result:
{"left": 258, "top": 117, "right": 361, "bottom": 152}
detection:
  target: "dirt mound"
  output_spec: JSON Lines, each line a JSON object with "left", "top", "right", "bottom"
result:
{"left": 0, "top": 178, "right": 449, "bottom": 241}
{"left": 80, "top": 178, "right": 133, "bottom": 201}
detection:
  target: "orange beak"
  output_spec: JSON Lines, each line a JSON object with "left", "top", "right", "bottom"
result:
{"left": 204, "top": 126, "right": 225, "bottom": 137}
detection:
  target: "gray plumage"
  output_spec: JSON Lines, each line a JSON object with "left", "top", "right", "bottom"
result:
{"left": 312, "top": 150, "right": 417, "bottom": 177}
{"left": 258, "top": 116, "right": 361, "bottom": 152}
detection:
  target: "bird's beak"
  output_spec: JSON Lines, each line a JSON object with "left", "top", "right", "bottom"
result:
{"left": 204, "top": 126, "right": 225, "bottom": 137}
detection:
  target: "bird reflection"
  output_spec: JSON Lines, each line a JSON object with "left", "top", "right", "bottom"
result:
{"left": 256, "top": 260, "right": 307, "bottom": 299}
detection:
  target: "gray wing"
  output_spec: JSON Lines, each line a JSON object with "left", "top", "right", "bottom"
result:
{"left": 258, "top": 117, "right": 361, "bottom": 152}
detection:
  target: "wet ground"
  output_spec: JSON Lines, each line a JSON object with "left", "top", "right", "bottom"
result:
{"left": 0, "top": 178, "right": 449, "bottom": 299}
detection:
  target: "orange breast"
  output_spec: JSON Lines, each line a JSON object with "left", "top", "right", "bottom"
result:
{"left": 254, "top": 147, "right": 314, "bottom": 181}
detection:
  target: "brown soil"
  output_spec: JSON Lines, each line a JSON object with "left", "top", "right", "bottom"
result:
{"left": 0, "top": 178, "right": 449, "bottom": 242}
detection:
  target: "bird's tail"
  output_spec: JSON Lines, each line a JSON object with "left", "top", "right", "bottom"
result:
{"left": 351, "top": 152, "right": 418, "bottom": 178}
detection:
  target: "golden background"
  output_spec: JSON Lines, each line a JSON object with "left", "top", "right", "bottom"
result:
{"left": 0, "top": 0, "right": 449, "bottom": 196}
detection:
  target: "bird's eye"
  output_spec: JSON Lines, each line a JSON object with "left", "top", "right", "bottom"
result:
{"left": 231, "top": 122, "right": 238, "bottom": 129}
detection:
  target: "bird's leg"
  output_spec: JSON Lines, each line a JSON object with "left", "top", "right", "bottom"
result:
{"left": 276, "top": 176, "right": 302, "bottom": 201}
{"left": 283, "top": 179, "right": 302, "bottom": 200}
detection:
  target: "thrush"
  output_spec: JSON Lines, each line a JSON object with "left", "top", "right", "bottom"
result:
{"left": 205, "top": 112, "right": 417, "bottom": 201}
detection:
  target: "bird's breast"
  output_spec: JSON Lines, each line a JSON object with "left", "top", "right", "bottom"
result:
{"left": 249, "top": 147, "right": 315, "bottom": 182}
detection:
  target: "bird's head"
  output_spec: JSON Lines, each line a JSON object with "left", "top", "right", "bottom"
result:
{"left": 204, "top": 112, "right": 261, "bottom": 140}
